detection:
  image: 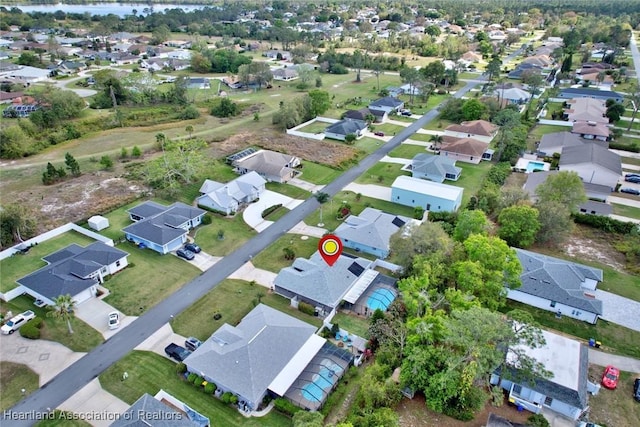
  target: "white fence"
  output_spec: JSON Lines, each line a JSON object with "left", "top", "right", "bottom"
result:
{"left": 286, "top": 117, "right": 338, "bottom": 140}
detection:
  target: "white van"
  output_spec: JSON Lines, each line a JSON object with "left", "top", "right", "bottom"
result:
{"left": 1, "top": 310, "right": 36, "bottom": 334}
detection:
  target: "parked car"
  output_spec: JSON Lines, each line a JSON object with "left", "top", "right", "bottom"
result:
{"left": 108, "top": 311, "right": 120, "bottom": 330}
{"left": 601, "top": 365, "right": 620, "bottom": 389}
{"left": 34, "top": 299, "right": 47, "bottom": 308}
{"left": 374, "top": 131, "right": 385, "bottom": 137}
{"left": 176, "top": 248, "right": 195, "bottom": 260}
{"left": 620, "top": 187, "right": 640, "bottom": 195}
{"left": 185, "top": 336, "right": 202, "bottom": 352}
{"left": 578, "top": 423, "right": 602, "bottom": 427}
{"left": 634, "top": 377, "right": 640, "bottom": 402}
{"left": 164, "top": 343, "right": 191, "bottom": 362}
{"left": 625, "top": 173, "right": 640, "bottom": 179}
{"left": 184, "top": 242, "right": 201, "bottom": 253}
{"left": 400, "top": 109, "right": 412, "bottom": 116}
{"left": 1, "top": 310, "right": 35, "bottom": 334}
{"left": 624, "top": 175, "right": 640, "bottom": 183}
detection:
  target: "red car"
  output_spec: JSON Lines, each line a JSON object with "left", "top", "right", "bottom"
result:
{"left": 601, "top": 365, "right": 620, "bottom": 389}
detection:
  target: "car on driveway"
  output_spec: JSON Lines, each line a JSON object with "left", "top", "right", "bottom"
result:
{"left": 374, "top": 131, "right": 385, "bottom": 137}
{"left": 184, "top": 242, "right": 201, "bottom": 253}
{"left": 176, "top": 248, "right": 195, "bottom": 260}
{"left": 185, "top": 336, "right": 202, "bottom": 351}
{"left": 164, "top": 343, "right": 191, "bottom": 362}
{"left": 601, "top": 365, "right": 620, "bottom": 389}
{"left": 634, "top": 377, "right": 640, "bottom": 402}
{"left": 1, "top": 310, "right": 35, "bottom": 334}
{"left": 620, "top": 187, "right": 640, "bottom": 195}
{"left": 625, "top": 175, "right": 640, "bottom": 183}
{"left": 400, "top": 109, "right": 412, "bottom": 116}
{"left": 625, "top": 173, "right": 640, "bottom": 179}
{"left": 108, "top": 311, "right": 120, "bottom": 330}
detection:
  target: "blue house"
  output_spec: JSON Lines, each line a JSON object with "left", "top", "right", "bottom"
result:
{"left": 410, "top": 153, "right": 462, "bottom": 183}
{"left": 122, "top": 201, "right": 205, "bottom": 254}
{"left": 334, "top": 208, "right": 417, "bottom": 259}
{"left": 391, "top": 176, "right": 463, "bottom": 212}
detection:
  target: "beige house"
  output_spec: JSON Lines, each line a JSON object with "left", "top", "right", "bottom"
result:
{"left": 444, "top": 120, "right": 498, "bottom": 143}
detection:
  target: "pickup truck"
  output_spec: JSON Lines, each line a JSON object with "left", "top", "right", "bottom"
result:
{"left": 1, "top": 310, "right": 36, "bottom": 334}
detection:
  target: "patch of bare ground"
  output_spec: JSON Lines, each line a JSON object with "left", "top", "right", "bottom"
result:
{"left": 396, "top": 394, "right": 531, "bottom": 427}
{"left": 207, "top": 131, "right": 360, "bottom": 167}
{"left": 503, "top": 171, "right": 528, "bottom": 188}
{"left": 587, "top": 365, "right": 640, "bottom": 427}
{"left": 561, "top": 225, "right": 626, "bottom": 270}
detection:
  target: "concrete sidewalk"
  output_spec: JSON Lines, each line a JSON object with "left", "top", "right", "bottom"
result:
{"left": 380, "top": 155, "right": 410, "bottom": 165}
{"left": 59, "top": 378, "right": 129, "bottom": 427}
{"left": 609, "top": 214, "right": 640, "bottom": 224}
{"left": 609, "top": 195, "right": 640, "bottom": 208}
{"left": 289, "top": 178, "right": 324, "bottom": 193}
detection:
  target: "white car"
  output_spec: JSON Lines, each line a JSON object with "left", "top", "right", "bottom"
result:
{"left": 1, "top": 310, "right": 36, "bottom": 334}
{"left": 108, "top": 311, "right": 120, "bottom": 330}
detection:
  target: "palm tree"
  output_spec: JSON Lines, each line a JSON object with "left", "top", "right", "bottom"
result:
{"left": 430, "top": 134, "right": 443, "bottom": 151}
{"left": 48, "top": 294, "right": 76, "bottom": 334}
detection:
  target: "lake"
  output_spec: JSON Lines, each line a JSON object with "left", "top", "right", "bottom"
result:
{"left": 0, "top": 3, "right": 208, "bottom": 18}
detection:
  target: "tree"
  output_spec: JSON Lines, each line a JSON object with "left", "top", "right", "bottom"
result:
{"left": 453, "top": 210, "right": 491, "bottom": 242}
{"left": 606, "top": 101, "right": 625, "bottom": 123}
{"left": 400, "top": 67, "right": 421, "bottom": 104}
{"left": 151, "top": 24, "right": 171, "bottom": 45}
{"left": 498, "top": 205, "right": 540, "bottom": 248}
{"left": 307, "top": 90, "right": 331, "bottom": 117}
{"left": 0, "top": 203, "right": 37, "bottom": 249}
{"left": 296, "top": 63, "right": 314, "bottom": 87}
{"left": 64, "top": 152, "right": 80, "bottom": 177}
{"left": 421, "top": 61, "right": 446, "bottom": 85}
{"left": 344, "top": 133, "right": 357, "bottom": 144}
{"left": 626, "top": 82, "right": 640, "bottom": 131}
{"left": 535, "top": 201, "right": 573, "bottom": 246}
{"left": 292, "top": 410, "right": 323, "bottom": 427}
{"left": 144, "top": 138, "right": 207, "bottom": 190}
{"left": 48, "top": 294, "right": 76, "bottom": 334}
{"left": 535, "top": 171, "right": 586, "bottom": 213}
{"left": 314, "top": 192, "right": 329, "bottom": 203}
{"left": 429, "top": 134, "right": 443, "bottom": 150}
{"left": 389, "top": 221, "right": 454, "bottom": 275}
{"left": 461, "top": 99, "right": 488, "bottom": 121}
{"left": 100, "top": 155, "right": 114, "bottom": 170}
{"left": 521, "top": 70, "right": 544, "bottom": 99}
{"left": 486, "top": 56, "right": 502, "bottom": 82}
{"left": 211, "top": 98, "right": 239, "bottom": 117}
{"left": 272, "top": 101, "right": 301, "bottom": 130}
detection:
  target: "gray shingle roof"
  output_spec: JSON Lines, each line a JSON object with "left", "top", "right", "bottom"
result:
{"left": 197, "top": 171, "right": 266, "bottom": 210}
{"left": 411, "top": 153, "right": 461, "bottom": 180}
{"left": 127, "top": 200, "right": 168, "bottom": 219}
{"left": 559, "top": 87, "right": 623, "bottom": 99}
{"left": 538, "top": 131, "right": 585, "bottom": 154}
{"left": 559, "top": 142, "right": 621, "bottom": 175}
{"left": 325, "top": 118, "right": 367, "bottom": 136}
{"left": 514, "top": 249, "right": 603, "bottom": 315}
{"left": 184, "top": 304, "right": 318, "bottom": 407}
{"left": 123, "top": 202, "right": 205, "bottom": 247}
{"left": 274, "top": 252, "right": 374, "bottom": 308}
{"left": 110, "top": 393, "right": 201, "bottom": 427}
{"left": 369, "top": 96, "right": 403, "bottom": 108}
{"left": 233, "top": 150, "right": 298, "bottom": 179}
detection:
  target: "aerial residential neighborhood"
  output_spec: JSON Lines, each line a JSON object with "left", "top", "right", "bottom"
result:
{"left": 1, "top": 1, "right": 639, "bottom": 427}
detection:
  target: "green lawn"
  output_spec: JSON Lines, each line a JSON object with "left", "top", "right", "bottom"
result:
{"left": 528, "top": 124, "right": 566, "bottom": 139}
{"left": 171, "top": 279, "right": 322, "bottom": 342}
{"left": 355, "top": 162, "right": 410, "bottom": 186}
{"left": 305, "top": 191, "right": 417, "bottom": 233}
{"left": 263, "top": 205, "right": 289, "bottom": 222}
{"left": 265, "top": 182, "right": 311, "bottom": 200}
{"left": 407, "top": 132, "right": 438, "bottom": 143}
{"left": 388, "top": 144, "right": 427, "bottom": 159}
{"left": 611, "top": 203, "right": 640, "bottom": 219}
{"left": 193, "top": 214, "right": 256, "bottom": 256}
{"left": 423, "top": 118, "right": 455, "bottom": 131}
{"left": 100, "top": 351, "right": 293, "bottom": 427}
{"left": 0, "top": 294, "right": 104, "bottom": 352}
{"left": 353, "top": 136, "right": 384, "bottom": 154}
{"left": 331, "top": 312, "right": 371, "bottom": 339}
{"left": 252, "top": 234, "right": 320, "bottom": 273}
{"left": 0, "top": 231, "right": 97, "bottom": 292}
{"left": 501, "top": 301, "right": 640, "bottom": 358}
{"left": 102, "top": 241, "right": 201, "bottom": 315}
{"left": 297, "top": 121, "right": 330, "bottom": 134}
{"left": 453, "top": 161, "right": 493, "bottom": 207}
{"left": 34, "top": 411, "right": 92, "bottom": 427}
{"left": 620, "top": 154, "right": 640, "bottom": 166}
{"left": 587, "top": 366, "right": 640, "bottom": 427}
{"left": 298, "top": 161, "right": 342, "bottom": 185}
{"left": 371, "top": 123, "right": 407, "bottom": 135}
{"left": 0, "top": 362, "right": 39, "bottom": 411}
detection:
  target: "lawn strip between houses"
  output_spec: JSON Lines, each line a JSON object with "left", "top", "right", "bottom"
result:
{"left": 252, "top": 234, "right": 319, "bottom": 274}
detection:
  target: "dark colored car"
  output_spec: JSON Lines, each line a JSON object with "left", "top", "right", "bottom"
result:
{"left": 176, "top": 248, "right": 195, "bottom": 260}
{"left": 620, "top": 187, "right": 640, "bottom": 196}
{"left": 625, "top": 173, "right": 640, "bottom": 179}
{"left": 374, "top": 131, "right": 385, "bottom": 137}
{"left": 164, "top": 343, "right": 191, "bottom": 362}
{"left": 184, "top": 242, "right": 201, "bottom": 253}
{"left": 625, "top": 175, "right": 640, "bottom": 183}
{"left": 634, "top": 377, "right": 640, "bottom": 402}
{"left": 185, "top": 336, "right": 202, "bottom": 352}
{"left": 400, "top": 110, "right": 412, "bottom": 116}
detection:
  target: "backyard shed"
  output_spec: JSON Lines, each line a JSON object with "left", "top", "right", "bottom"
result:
{"left": 88, "top": 215, "right": 109, "bottom": 231}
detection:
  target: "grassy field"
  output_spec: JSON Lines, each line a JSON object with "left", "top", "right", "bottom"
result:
{"left": 171, "top": 279, "right": 321, "bottom": 341}
{"left": 305, "top": 191, "right": 416, "bottom": 233}
{"left": 611, "top": 203, "right": 640, "bottom": 219}
{"left": 387, "top": 144, "right": 427, "bottom": 159}
{"left": 331, "top": 312, "right": 371, "bottom": 339}
{"left": 453, "top": 161, "right": 493, "bottom": 207}
{"left": 297, "top": 121, "right": 330, "bottom": 134}
{"left": 0, "top": 231, "right": 97, "bottom": 292}
{"left": 502, "top": 301, "right": 640, "bottom": 358}
{"left": 34, "top": 411, "right": 92, "bottom": 427}
{"left": 370, "top": 123, "right": 407, "bottom": 135}
{"left": 620, "top": 154, "right": 640, "bottom": 166}
{"left": 0, "top": 362, "right": 39, "bottom": 411}
{"left": 0, "top": 294, "right": 104, "bottom": 352}
{"left": 263, "top": 205, "right": 289, "bottom": 221}
{"left": 353, "top": 136, "right": 384, "bottom": 154}
{"left": 100, "top": 351, "right": 293, "bottom": 427}
{"left": 355, "top": 162, "right": 410, "bottom": 186}
{"left": 298, "top": 161, "right": 342, "bottom": 184}
{"left": 265, "top": 182, "right": 311, "bottom": 200}
{"left": 587, "top": 366, "right": 640, "bottom": 427}
{"left": 423, "top": 118, "right": 455, "bottom": 131}
{"left": 252, "top": 234, "right": 319, "bottom": 273}
{"left": 192, "top": 213, "right": 256, "bottom": 256}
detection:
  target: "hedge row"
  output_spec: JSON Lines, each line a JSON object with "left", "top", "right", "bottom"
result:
{"left": 273, "top": 398, "right": 301, "bottom": 416}
{"left": 573, "top": 213, "right": 637, "bottom": 234}
{"left": 298, "top": 301, "right": 315, "bottom": 316}
{"left": 609, "top": 142, "right": 640, "bottom": 153}
{"left": 20, "top": 317, "right": 44, "bottom": 340}
{"left": 261, "top": 204, "right": 283, "bottom": 218}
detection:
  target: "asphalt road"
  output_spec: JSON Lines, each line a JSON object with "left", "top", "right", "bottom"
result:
{"left": 3, "top": 75, "right": 484, "bottom": 425}
{"left": 629, "top": 34, "right": 640, "bottom": 86}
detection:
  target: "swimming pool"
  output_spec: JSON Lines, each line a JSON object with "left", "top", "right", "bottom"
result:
{"left": 367, "top": 288, "right": 396, "bottom": 311}
{"left": 301, "top": 363, "right": 343, "bottom": 402}
{"left": 526, "top": 161, "right": 546, "bottom": 173}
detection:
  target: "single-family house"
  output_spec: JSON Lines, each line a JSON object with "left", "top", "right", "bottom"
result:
{"left": 577, "top": 200, "right": 612, "bottom": 216}
{"left": 461, "top": 51, "right": 482, "bottom": 63}
{"left": 490, "top": 329, "right": 594, "bottom": 420}
{"left": 494, "top": 87, "right": 532, "bottom": 105}
{"left": 439, "top": 137, "right": 492, "bottom": 163}
{"left": 187, "top": 77, "right": 210, "bottom": 90}
{"left": 508, "top": 63, "right": 543, "bottom": 80}
{"left": 571, "top": 121, "right": 610, "bottom": 141}
{"left": 274, "top": 251, "right": 398, "bottom": 317}
{"left": 563, "top": 98, "right": 607, "bottom": 124}
{"left": 559, "top": 143, "right": 621, "bottom": 190}
{"left": 3, "top": 65, "right": 51, "bottom": 84}
{"left": 111, "top": 391, "right": 208, "bottom": 427}
{"left": 184, "top": 304, "right": 353, "bottom": 412}
{"left": 263, "top": 50, "right": 292, "bottom": 61}
{"left": 410, "top": 153, "right": 462, "bottom": 182}
{"left": 558, "top": 88, "right": 623, "bottom": 103}
{"left": 334, "top": 208, "right": 418, "bottom": 259}
{"left": 368, "top": 96, "right": 404, "bottom": 114}
{"left": 123, "top": 201, "right": 205, "bottom": 254}
{"left": 536, "top": 131, "right": 586, "bottom": 157}
{"left": 0, "top": 91, "right": 24, "bottom": 104}
{"left": 197, "top": 171, "right": 266, "bottom": 215}
{"left": 272, "top": 68, "right": 299, "bottom": 81}
{"left": 520, "top": 55, "right": 553, "bottom": 69}
{"left": 508, "top": 248, "right": 603, "bottom": 324}
{"left": 522, "top": 171, "right": 612, "bottom": 211}
{"left": 16, "top": 242, "right": 129, "bottom": 305}
{"left": 444, "top": 120, "right": 498, "bottom": 143}
{"left": 324, "top": 118, "right": 367, "bottom": 141}
{"left": 231, "top": 149, "right": 300, "bottom": 183}
{"left": 343, "top": 107, "right": 385, "bottom": 123}
{"left": 391, "top": 176, "right": 463, "bottom": 212}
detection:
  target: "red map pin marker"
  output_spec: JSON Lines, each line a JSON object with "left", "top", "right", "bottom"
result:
{"left": 318, "top": 234, "right": 343, "bottom": 267}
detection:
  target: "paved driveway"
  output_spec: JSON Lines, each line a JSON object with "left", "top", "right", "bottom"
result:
{"left": 75, "top": 298, "right": 135, "bottom": 340}
{"left": 243, "top": 190, "right": 303, "bottom": 232}
{"left": 0, "top": 334, "right": 85, "bottom": 386}
{"left": 134, "top": 323, "right": 187, "bottom": 361}
{"left": 229, "top": 261, "right": 277, "bottom": 288}
{"left": 588, "top": 348, "right": 640, "bottom": 373}
{"left": 343, "top": 183, "right": 392, "bottom": 201}
{"left": 59, "top": 378, "right": 129, "bottom": 427}
{"left": 595, "top": 290, "right": 640, "bottom": 332}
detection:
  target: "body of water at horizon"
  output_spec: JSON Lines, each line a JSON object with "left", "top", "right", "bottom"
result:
{"left": 0, "top": 3, "right": 207, "bottom": 18}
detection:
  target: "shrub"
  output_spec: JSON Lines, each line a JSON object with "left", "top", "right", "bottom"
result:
{"left": 229, "top": 394, "right": 238, "bottom": 404}
{"left": 273, "top": 397, "right": 301, "bottom": 416}
{"left": 187, "top": 373, "right": 197, "bottom": 383}
{"left": 176, "top": 362, "right": 187, "bottom": 374}
{"left": 204, "top": 382, "right": 217, "bottom": 394}
{"left": 573, "top": 213, "right": 636, "bottom": 234}
{"left": 32, "top": 317, "right": 43, "bottom": 328}
{"left": 180, "top": 105, "right": 200, "bottom": 119}
{"left": 221, "top": 391, "right": 234, "bottom": 404}
{"left": 261, "top": 203, "right": 283, "bottom": 218}
{"left": 131, "top": 146, "right": 142, "bottom": 157}
{"left": 527, "top": 413, "right": 550, "bottom": 427}
{"left": 193, "top": 375, "right": 204, "bottom": 386}
{"left": 609, "top": 141, "right": 640, "bottom": 152}
{"left": 20, "top": 322, "right": 40, "bottom": 339}
{"left": 298, "top": 301, "right": 315, "bottom": 316}
{"left": 413, "top": 206, "right": 424, "bottom": 219}
{"left": 201, "top": 214, "right": 212, "bottom": 225}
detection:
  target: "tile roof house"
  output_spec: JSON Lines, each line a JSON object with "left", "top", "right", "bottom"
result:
{"left": 324, "top": 118, "right": 367, "bottom": 141}
{"left": 563, "top": 98, "right": 608, "bottom": 124}
{"left": 16, "top": 242, "right": 129, "bottom": 305}
{"left": 570, "top": 120, "right": 610, "bottom": 141}
{"left": 439, "top": 137, "right": 492, "bottom": 164}
{"left": 559, "top": 142, "right": 621, "bottom": 189}
{"left": 536, "top": 131, "right": 586, "bottom": 157}
{"left": 444, "top": 120, "right": 498, "bottom": 143}
{"left": 123, "top": 201, "right": 205, "bottom": 254}
{"left": 508, "top": 248, "right": 603, "bottom": 324}
{"left": 334, "top": 208, "right": 418, "bottom": 259}
{"left": 391, "top": 175, "right": 463, "bottom": 212}
{"left": 197, "top": 171, "right": 266, "bottom": 215}
{"left": 490, "top": 329, "right": 594, "bottom": 420}
{"left": 231, "top": 149, "right": 300, "bottom": 183}
{"left": 111, "top": 391, "right": 208, "bottom": 427}
{"left": 410, "top": 153, "right": 462, "bottom": 182}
